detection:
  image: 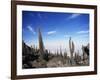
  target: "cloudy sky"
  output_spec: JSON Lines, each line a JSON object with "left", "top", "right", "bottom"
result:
{"left": 22, "top": 11, "right": 89, "bottom": 54}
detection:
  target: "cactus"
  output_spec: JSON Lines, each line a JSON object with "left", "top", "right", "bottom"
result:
{"left": 69, "top": 37, "right": 75, "bottom": 65}
{"left": 59, "top": 46, "right": 62, "bottom": 57}
{"left": 64, "top": 49, "right": 67, "bottom": 59}
{"left": 82, "top": 45, "right": 85, "bottom": 60}
{"left": 69, "top": 37, "right": 75, "bottom": 58}
{"left": 56, "top": 49, "right": 59, "bottom": 57}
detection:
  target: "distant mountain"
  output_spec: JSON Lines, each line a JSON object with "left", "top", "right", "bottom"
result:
{"left": 22, "top": 41, "right": 32, "bottom": 55}
{"left": 22, "top": 41, "right": 39, "bottom": 68}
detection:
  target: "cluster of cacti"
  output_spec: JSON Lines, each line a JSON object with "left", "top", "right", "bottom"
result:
{"left": 52, "top": 48, "right": 68, "bottom": 60}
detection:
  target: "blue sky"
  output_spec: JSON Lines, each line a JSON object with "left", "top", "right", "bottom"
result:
{"left": 22, "top": 11, "right": 89, "bottom": 54}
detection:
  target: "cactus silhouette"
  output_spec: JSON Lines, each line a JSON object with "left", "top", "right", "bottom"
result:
{"left": 69, "top": 37, "right": 75, "bottom": 65}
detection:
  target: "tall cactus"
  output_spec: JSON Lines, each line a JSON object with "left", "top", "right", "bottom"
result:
{"left": 56, "top": 49, "right": 59, "bottom": 56}
{"left": 64, "top": 49, "right": 67, "bottom": 59}
{"left": 59, "top": 46, "right": 62, "bottom": 57}
{"left": 69, "top": 37, "right": 75, "bottom": 58}
{"left": 69, "top": 37, "right": 75, "bottom": 65}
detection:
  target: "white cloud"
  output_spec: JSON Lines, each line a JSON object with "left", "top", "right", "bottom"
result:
{"left": 68, "top": 14, "right": 81, "bottom": 19}
{"left": 77, "top": 30, "right": 89, "bottom": 34}
{"left": 27, "top": 25, "right": 36, "bottom": 35}
{"left": 47, "top": 31, "right": 56, "bottom": 35}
